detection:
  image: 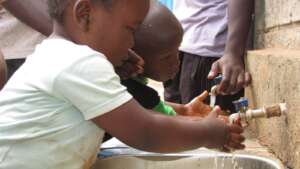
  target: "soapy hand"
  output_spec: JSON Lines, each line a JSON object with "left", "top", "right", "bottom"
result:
{"left": 201, "top": 106, "right": 244, "bottom": 150}
{"left": 183, "top": 91, "right": 226, "bottom": 117}
{"left": 202, "top": 106, "right": 245, "bottom": 151}
{"left": 222, "top": 122, "right": 245, "bottom": 151}
{"left": 183, "top": 91, "right": 212, "bottom": 117}
{"left": 115, "top": 49, "right": 144, "bottom": 80}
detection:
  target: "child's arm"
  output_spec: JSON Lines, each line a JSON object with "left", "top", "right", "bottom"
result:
{"left": 0, "top": 49, "right": 7, "bottom": 90}
{"left": 54, "top": 56, "right": 243, "bottom": 153}
{"left": 92, "top": 100, "right": 244, "bottom": 153}
{"left": 2, "top": 0, "right": 52, "bottom": 36}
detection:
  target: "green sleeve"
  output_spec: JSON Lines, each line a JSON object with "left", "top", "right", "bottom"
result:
{"left": 153, "top": 100, "right": 177, "bottom": 116}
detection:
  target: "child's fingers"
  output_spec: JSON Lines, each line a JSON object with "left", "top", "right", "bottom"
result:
{"left": 137, "top": 65, "right": 144, "bottom": 74}
{"left": 128, "top": 49, "right": 145, "bottom": 66}
{"left": 227, "top": 141, "right": 245, "bottom": 150}
{"left": 207, "top": 106, "right": 221, "bottom": 118}
{"left": 229, "top": 133, "right": 245, "bottom": 143}
{"left": 118, "top": 62, "right": 140, "bottom": 78}
{"left": 225, "top": 132, "right": 245, "bottom": 150}
{"left": 228, "top": 123, "right": 244, "bottom": 134}
{"left": 218, "top": 115, "right": 229, "bottom": 123}
{"left": 226, "top": 141, "right": 245, "bottom": 150}
{"left": 197, "top": 90, "right": 209, "bottom": 101}
{"left": 220, "top": 146, "right": 231, "bottom": 153}
{"left": 226, "top": 137, "right": 245, "bottom": 149}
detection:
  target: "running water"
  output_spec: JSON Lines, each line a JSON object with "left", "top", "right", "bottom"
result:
{"left": 230, "top": 152, "right": 243, "bottom": 169}
{"left": 220, "top": 156, "right": 225, "bottom": 168}
{"left": 213, "top": 151, "right": 245, "bottom": 169}
{"left": 214, "top": 152, "right": 219, "bottom": 169}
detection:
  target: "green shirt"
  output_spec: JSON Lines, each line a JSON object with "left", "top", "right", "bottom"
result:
{"left": 133, "top": 76, "right": 177, "bottom": 116}
{"left": 153, "top": 100, "right": 177, "bottom": 116}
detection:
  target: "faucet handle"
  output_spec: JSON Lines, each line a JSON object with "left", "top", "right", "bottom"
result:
{"left": 233, "top": 98, "right": 249, "bottom": 113}
{"left": 213, "top": 75, "right": 223, "bottom": 85}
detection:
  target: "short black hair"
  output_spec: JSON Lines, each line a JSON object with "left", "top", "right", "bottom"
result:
{"left": 47, "top": 0, "right": 114, "bottom": 23}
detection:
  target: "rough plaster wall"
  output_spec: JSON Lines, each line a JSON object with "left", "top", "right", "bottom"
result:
{"left": 254, "top": 0, "right": 300, "bottom": 49}
{"left": 246, "top": 50, "right": 300, "bottom": 169}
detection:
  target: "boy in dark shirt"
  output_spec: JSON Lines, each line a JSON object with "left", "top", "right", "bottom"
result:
{"left": 123, "top": 0, "right": 215, "bottom": 117}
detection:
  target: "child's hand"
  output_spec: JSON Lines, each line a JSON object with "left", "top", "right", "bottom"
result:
{"left": 183, "top": 91, "right": 226, "bottom": 117}
{"left": 115, "top": 49, "right": 144, "bottom": 79}
{"left": 202, "top": 106, "right": 245, "bottom": 150}
{"left": 222, "top": 122, "right": 245, "bottom": 151}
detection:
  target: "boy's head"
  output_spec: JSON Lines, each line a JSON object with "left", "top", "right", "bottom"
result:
{"left": 132, "top": 0, "right": 183, "bottom": 82}
{"left": 47, "top": 0, "right": 149, "bottom": 66}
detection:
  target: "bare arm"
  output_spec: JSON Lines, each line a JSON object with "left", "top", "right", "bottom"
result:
{"left": 2, "top": 0, "right": 53, "bottom": 36}
{"left": 92, "top": 99, "right": 244, "bottom": 153}
{"left": 208, "top": 0, "right": 254, "bottom": 94}
{"left": 225, "top": 0, "right": 254, "bottom": 60}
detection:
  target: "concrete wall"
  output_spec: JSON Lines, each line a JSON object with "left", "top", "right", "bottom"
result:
{"left": 254, "top": 0, "right": 300, "bottom": 49}
{"left": 246, "top": 0, "right": 300, "bottom": 168}
{"left": 246, "top": 50, "right": 300, "bottom": 169}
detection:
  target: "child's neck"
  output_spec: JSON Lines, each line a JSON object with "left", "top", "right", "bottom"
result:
{"left": 50, "top": 22, "right": 71, "bottom": 41}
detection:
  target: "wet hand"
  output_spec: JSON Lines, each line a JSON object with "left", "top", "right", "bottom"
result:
{"left": 183, "top": 91, "right": 212, "bottom": 117}
{"left": 202, "top": 106, "right": 245, "bottom": 150}
{"left": 222, "top": 123, "right": 245, "bottom": 151}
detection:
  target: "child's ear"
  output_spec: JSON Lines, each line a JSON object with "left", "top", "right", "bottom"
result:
{"left": 73, "top": 0, "right": 91, "bottom": 32}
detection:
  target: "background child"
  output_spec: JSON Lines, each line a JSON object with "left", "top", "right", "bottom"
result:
{"left": 0, "top": 49, "right": 6, "bottom": 89}
{"left": 124, "top": 0, "right": 213, "bottom": 117}
{"left": 0, "top": 0, "right": 244, "bottom": 169}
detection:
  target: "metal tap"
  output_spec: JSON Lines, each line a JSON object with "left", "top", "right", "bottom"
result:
{"left": 209, "top": 75, "right": 222, "bottom": 108}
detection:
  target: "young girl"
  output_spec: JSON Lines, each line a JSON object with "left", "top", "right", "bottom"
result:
{"left": 0, "top": 0, "right": 244, "bottom": 169}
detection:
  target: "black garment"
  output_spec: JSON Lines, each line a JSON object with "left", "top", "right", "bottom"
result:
{"left": 164, "top": 52, "right": 243, "bottom": 113}
{"left": 121, "top": 79, "right": 160, "bottom": 109}
{"left": 6, "top": 59, "right": 25, "bottom": 79}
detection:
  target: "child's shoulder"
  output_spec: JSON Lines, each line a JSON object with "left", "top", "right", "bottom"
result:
{"left": 21, "top": 38, "right": 115, "bottom": 84}
{"left": 36, "top": 38, "right": 112, "bottom": 70}
{"left": 42, "top": 38, "right": 103, "bottom": 58}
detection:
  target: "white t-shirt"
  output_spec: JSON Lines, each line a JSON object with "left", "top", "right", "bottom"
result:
{"left": 0, "top": 7, "right": 45, "bottom": 60}
{"left": 173, "top": 0, "right": 228, "bottom": 57}
{"left": 0, "top": 38, "right": 132, "bottom": 169}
